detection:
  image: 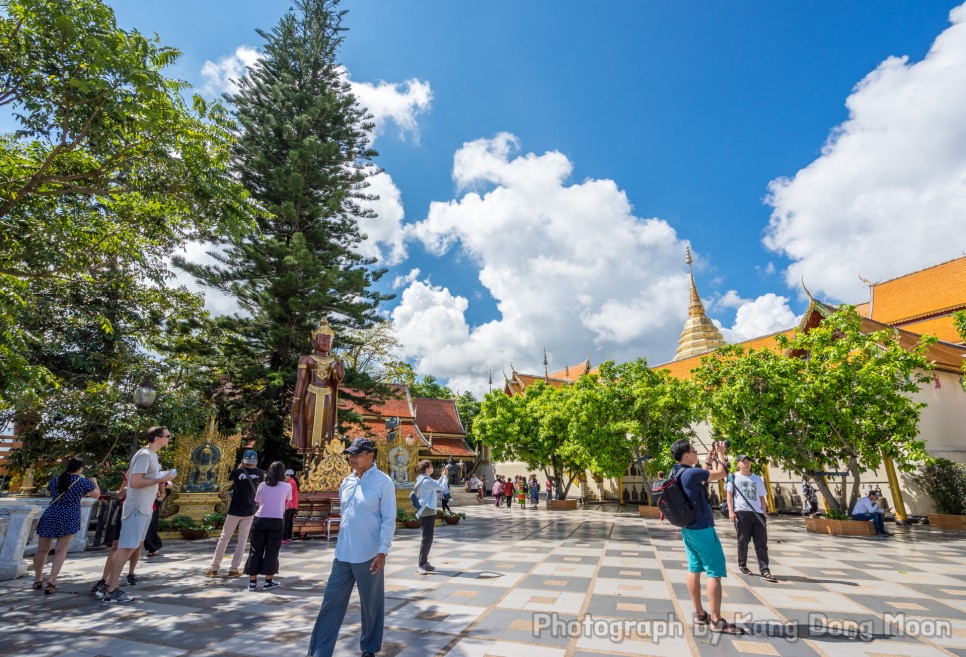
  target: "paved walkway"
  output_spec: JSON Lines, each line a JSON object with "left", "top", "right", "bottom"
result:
{"left": 2, "top": 503, "right": 965, "bottom": 657}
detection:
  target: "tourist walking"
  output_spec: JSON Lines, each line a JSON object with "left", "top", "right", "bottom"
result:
{"left": 545, "top": 478, "right": 553, "bottom": 504}
{"left": 725, "top": 455, "right": 776, "bottom": 581}
{"left": 529, "top": 475, "right": 540, "bottom": 508}
{"left": 103, "top": 427, "right": 176, "bottom": 604}
{"left": 33, "top": 457, "right": 100, "bottom": 594}
{"left": 517, "top": 476, "right": 527, "bottom": 509}
{"left": 282, "top": 469, "right": 300, "bottom": 543}
{"left": 439, "top": 471, "right": 452, "bottom": 513}
{"left": 244, "top": 461, "right": 291, "bottom": 590}
{"left": 502, "top": 479, "right": 514, "bottom": 508}
{"left": 492, "top": 477, "right": 503, "bottom": 507}
{"left": 414, "top": 459, "right": 447, "bottom": 575}
{"left": 669, "top": 439, "right": 743, "bottom": 635}
{"left": 206, "top": 450, "right": 265, "bottom": 577}
{"left": 308, "top": 438, "right": 396, "bottom": 657}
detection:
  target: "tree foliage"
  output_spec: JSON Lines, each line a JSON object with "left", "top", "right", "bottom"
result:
{"left": 176, "top": 0, "right": 390, "bottom": 462}
{"left": 693, "top": 307, "right": 933, "bottom": 513}
{"left": 0, "top": 0, "right": 252, "bottom": 461}
{"left": 955, "top": 310, "right": 966, "bottom": 391}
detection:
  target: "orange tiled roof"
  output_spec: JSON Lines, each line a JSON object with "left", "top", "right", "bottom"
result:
{"left": 342, "top": 417, "right": 421, "bottom": 443}
{"left": 653, "top": 328, "right": 795, "bottom": 380}
{"left": 339, "top": 385, "right": 414, "bottom": 419}
{"left": 547, "top": 358, "right": 592, "bottom": 382}
{"left": 900, "top": 315, "right": 965, "bottom": 345}
{"left": 429, "top": 437, "right": 477, "bottom": 458}
{"left": 413, "top": 397, "right": 465, "bottom": 435}
{"left": 867, "top": 256, "right": 966, "bottom": 325}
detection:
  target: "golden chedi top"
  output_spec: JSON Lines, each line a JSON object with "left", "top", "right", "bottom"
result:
{"left": 674, "top": 246, "right": 726, "bottom": 360}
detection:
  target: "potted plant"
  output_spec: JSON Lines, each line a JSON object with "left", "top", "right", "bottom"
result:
{"left": 439, "top": 509, "right": 465, "bottom": 525}
{"left": 805, "top": 509, "right": 875, "bottom": 536}
{"left": 919, "top": 459, "right": 966, "bottom": 531}
{"left": 169, "top": 514, "right": 208, "bottom": 540}
{"left": 397, "top": 509, "right": 420, "bottom": 529}
{"left": 203, "top": 512, "right": 226, "bottom": 529}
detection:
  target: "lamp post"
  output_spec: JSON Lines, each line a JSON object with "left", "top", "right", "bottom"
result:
{"left": 129, "top": 378, "right": 157, "bottom": 457}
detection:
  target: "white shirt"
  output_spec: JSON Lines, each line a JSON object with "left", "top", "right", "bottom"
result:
{"left": 415, "top": 474, "right": 446, "bottom": 516}
{"left": 852, "top": 496, "right": 883, "bottom": 516}
{"left": 468, "top": 476, "right": 480, "bottom": 491}
{"left": 726, "top": 473, "right": 766, "bottom": 514}
{"left": 335, "top": 466, "right": 396, "bottom": 563}
{"left": 123, "top": 448, "right": 160, "bottom": 519}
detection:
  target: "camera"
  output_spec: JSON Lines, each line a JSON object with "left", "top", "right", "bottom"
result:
{"left": 712, "top": 439, "right": 730, "bottom": 450}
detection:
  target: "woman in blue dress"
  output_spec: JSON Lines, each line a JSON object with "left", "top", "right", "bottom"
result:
{"left": 33, "top": 457, "right": 100, "bottom": 594}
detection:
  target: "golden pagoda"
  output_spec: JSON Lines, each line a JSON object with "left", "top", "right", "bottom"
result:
{"left": 673, "top": 246, "right": 725, "bottom": 360}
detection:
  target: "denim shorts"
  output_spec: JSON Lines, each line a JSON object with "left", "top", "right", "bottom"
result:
{"left": 681, "top": 526, "right": 727, "bottom": 578}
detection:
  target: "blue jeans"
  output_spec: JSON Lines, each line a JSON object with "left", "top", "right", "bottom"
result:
{"left": 308, "top": 557, "right": 385, "bottom": 657}
{"left": 852, "top": 512, "right": 886, "bottom": 534}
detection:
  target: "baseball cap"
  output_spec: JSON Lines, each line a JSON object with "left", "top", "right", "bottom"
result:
{"left": 736, "top": 454, "right": 751, "bottom": 462}
{"left": 284, "top": 469, "right": 295, "bottom": 476}
{"left": 868, "top": 489, "right": 880, "bottom": 497}
{"left": 343, "top": 438, "right": 377, "bottom": 455}
{"left": 242, "top": 450, "right": 258, "bottom": 464}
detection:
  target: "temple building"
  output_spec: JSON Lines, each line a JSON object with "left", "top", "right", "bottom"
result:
{"left": 338, "top": 385, "right": 476, "bottom": 467}
{"left": 492, "top": 253, "right": 966, "bottom": 514}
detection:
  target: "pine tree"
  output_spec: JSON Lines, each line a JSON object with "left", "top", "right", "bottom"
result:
{"left": 177, "top": 0, "right": 390, "bottom": 462}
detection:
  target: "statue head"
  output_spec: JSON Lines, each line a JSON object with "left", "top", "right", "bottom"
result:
{"left": 311, "top": 318, "right": 335, "bottom": 354}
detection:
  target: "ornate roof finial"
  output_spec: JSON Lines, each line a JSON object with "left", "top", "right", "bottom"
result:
{"left": 686, "top": 244, "right": 693, "bottom": 268}
{"left": 801, "top": 277, "right": 816, "bottom": 303}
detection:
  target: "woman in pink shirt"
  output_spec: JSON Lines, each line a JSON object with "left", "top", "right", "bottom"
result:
{"left": 244, "top": 461, "right": 291, "bottom": 591}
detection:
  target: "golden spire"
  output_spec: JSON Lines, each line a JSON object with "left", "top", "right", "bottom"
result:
{"left": 674, "top": 245, "right": 725, "bottom": 360}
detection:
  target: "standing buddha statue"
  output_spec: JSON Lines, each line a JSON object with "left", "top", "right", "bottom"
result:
{"left": 291, "top": 319, "right": 345, "bottom": 453}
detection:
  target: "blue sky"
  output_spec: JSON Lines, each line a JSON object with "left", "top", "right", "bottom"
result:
{"left": 44, "top": 2, "right": 966, "bottom": 392}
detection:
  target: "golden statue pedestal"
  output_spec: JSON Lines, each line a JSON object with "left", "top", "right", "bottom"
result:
{"left": 176, "top": 492, "right": 223, "bottom": 522}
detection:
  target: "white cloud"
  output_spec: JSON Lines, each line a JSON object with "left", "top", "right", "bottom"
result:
{"left": 167, "top": 242, "right": 246, "bottom": 317}
{"left": 719, "top": 293, "right": 798, "bottom": 343}
{"left": 200, "top": 46, "right": 261, "bottom": 96}
{"left": 356, "top": 168, "right": 408, "bottom": 265}
{"left": 346, "top": 73, "right": 433, "bottom": 144}
{"left": 764, "top": 4, "right": 966, "bottom": 302}
{"left": 395, "top": 133, "right": 693, "bottom": 396}
{"left": 392, "top": 268, "right": 422, "bottom": 289}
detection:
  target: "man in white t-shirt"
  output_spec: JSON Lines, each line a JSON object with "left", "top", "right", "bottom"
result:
{"left": 725, "top": 455, "right": 775, "bottom": 582}
{"left": 103, "top": 426, "right": 176, "bottom": 604}
{"left": 467, "top": 475, "right": 480, "bottom": 492}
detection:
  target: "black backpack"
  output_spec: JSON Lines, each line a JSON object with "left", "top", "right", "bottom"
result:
{"left": 651, "top": 470, "right": 696, "bottom": 527}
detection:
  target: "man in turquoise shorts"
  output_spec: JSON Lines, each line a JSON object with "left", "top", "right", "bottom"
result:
{"left": 669, "top": 439, "right": 744, "bottom": 635}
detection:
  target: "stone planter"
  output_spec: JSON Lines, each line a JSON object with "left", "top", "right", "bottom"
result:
{"left": 179, "top": 528, "right": 208, "bottom": 540}
{"left": 443, "top": 516, "right": 461, "bottom": 525}
{"left": 639, "top": 505, "right": 662, "bottom": 519}
{"left": 927, "top": 514, "right": 966, "bottom": 531}
{"left": 805, "top": 517, "right": 876, "bottom": 536}
{"left": 548, "top": 500, "right": 578, "bottom": 510}
{"left": 404, "top": 521, "right": 421, "bottom": 529}
{"left": 158, "top": 530, "right": 182, "bottom": 540}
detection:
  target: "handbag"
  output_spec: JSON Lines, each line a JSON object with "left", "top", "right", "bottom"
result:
{"left": 49, "top": 476, "right": 83, "bottom": 506}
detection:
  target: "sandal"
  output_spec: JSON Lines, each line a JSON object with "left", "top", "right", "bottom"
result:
{"left": 738, "top": 566, "right": 753, "bottom": 575}
{"left": 32, "top": 581, "right": 43, "bottom": 590}
{"left": 711, "top": 618, "right": 745, "bottom": 635}
{"left": 44, "top": 582, "right": 57, "bottom": 595}
{"left": 761, "top": 570, "right": 778, "bottom": 582}
{"left": 693, "top": 611, "right": 710, "bottom": 625}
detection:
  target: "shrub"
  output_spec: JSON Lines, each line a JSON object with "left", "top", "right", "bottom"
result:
{"left": 203, "top": 512, "right": 226, "bottom": 528}
{"left": 919, "top": 458, "right": 966, "bottom": 515}
{"left": 396, "top": 509, "right": 417, "bottom": 523}
{"left": 167, "top": 514, "right": 197, "bottom": 530}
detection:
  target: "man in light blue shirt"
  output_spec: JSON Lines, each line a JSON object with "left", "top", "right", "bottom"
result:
{"left": 851, "top": 490, "right": 891, "bottom": 536}
{"left": 308, "top": 438, "right": 396, "bottom": 657}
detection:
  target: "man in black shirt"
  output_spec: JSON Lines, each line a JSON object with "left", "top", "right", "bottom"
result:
{"left": 205, "top": 450, "right": 265, "bottom": 577}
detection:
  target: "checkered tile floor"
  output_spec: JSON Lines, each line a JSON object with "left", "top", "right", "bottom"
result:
{"left": 2, "top": 503, "right": 965, "bottom": 657}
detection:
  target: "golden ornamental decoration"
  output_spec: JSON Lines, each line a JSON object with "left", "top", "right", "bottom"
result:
{"left": 300, "top": 438, "right": 351, "bottom": 492}
{"left": 376, "top": 430, "right": 421, "bottom": 488}
{"left": 311, "top": 318, "right": 335, "bottom": 339}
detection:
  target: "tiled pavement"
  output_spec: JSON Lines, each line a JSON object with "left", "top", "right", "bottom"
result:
{"left": 2, "top": 503, "right": 966, "bottom": 657}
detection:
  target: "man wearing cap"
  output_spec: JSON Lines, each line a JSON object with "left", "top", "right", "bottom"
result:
{"left": 852, "top": 489, "right": 892, "bottom": 536}
{"left": 726, "top": 455, "right": 775, "bottom": 581}
{"left": 206, "top": 450, "right": 265, "bottom": 577}
{"left": 308, "top": 438, "right": 396, "bottom": 657}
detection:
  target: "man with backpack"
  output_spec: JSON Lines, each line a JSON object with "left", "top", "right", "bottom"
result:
{"left": 725, "top": 455, "right": 776, "bottom": 582}
{"left": 206, "top": 450, "right": 265, "bottom": 578}
{"left": 665, "top": 439, "right": 743, "bottom": 635}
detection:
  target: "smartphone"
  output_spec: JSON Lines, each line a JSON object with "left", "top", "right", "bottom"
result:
{"left": 169, "top": 468, "right": 178, "bottom": 477}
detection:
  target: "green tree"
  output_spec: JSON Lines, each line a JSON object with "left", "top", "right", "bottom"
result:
{"left": 455, "top": 390, "right": 481, "bottom": 449}
{"left": 409, "top": 375, "right": 454, "bottom": 400}
{"left": 694, "top": 307, "right": 933, "bottom": 513}
{"left": 0, "top": 0, "right": 251, "bottom": 459}
{"left": 955, "top": 310, "right": 966, "bottom": 391}
{"left": 177, "top": 0, "right": 390, "bottom": 462}
{"left": 475, "top": 383, "right": 590, "bottom": 500}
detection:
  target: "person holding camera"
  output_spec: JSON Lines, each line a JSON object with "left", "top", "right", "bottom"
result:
{"left": 726, "top": 455, "right": 776, "bottom": 582}
{"left": 669, "top": 439, "right": 744, "bottom": 635}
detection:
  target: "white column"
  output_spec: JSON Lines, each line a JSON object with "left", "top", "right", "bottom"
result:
{"left": 0, "top": 506, "right": 41, "bottom": 580}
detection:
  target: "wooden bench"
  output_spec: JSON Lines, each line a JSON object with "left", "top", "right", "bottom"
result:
{"left": 293, "top": 492, "right": 338, "bottom": 539}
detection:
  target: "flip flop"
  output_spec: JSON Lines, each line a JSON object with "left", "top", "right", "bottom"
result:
{"left": 761, "top": 570, "right": 778, "bottom": 582}
{"left": 738, "top": 566, "right": 753, "bottom": 575}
